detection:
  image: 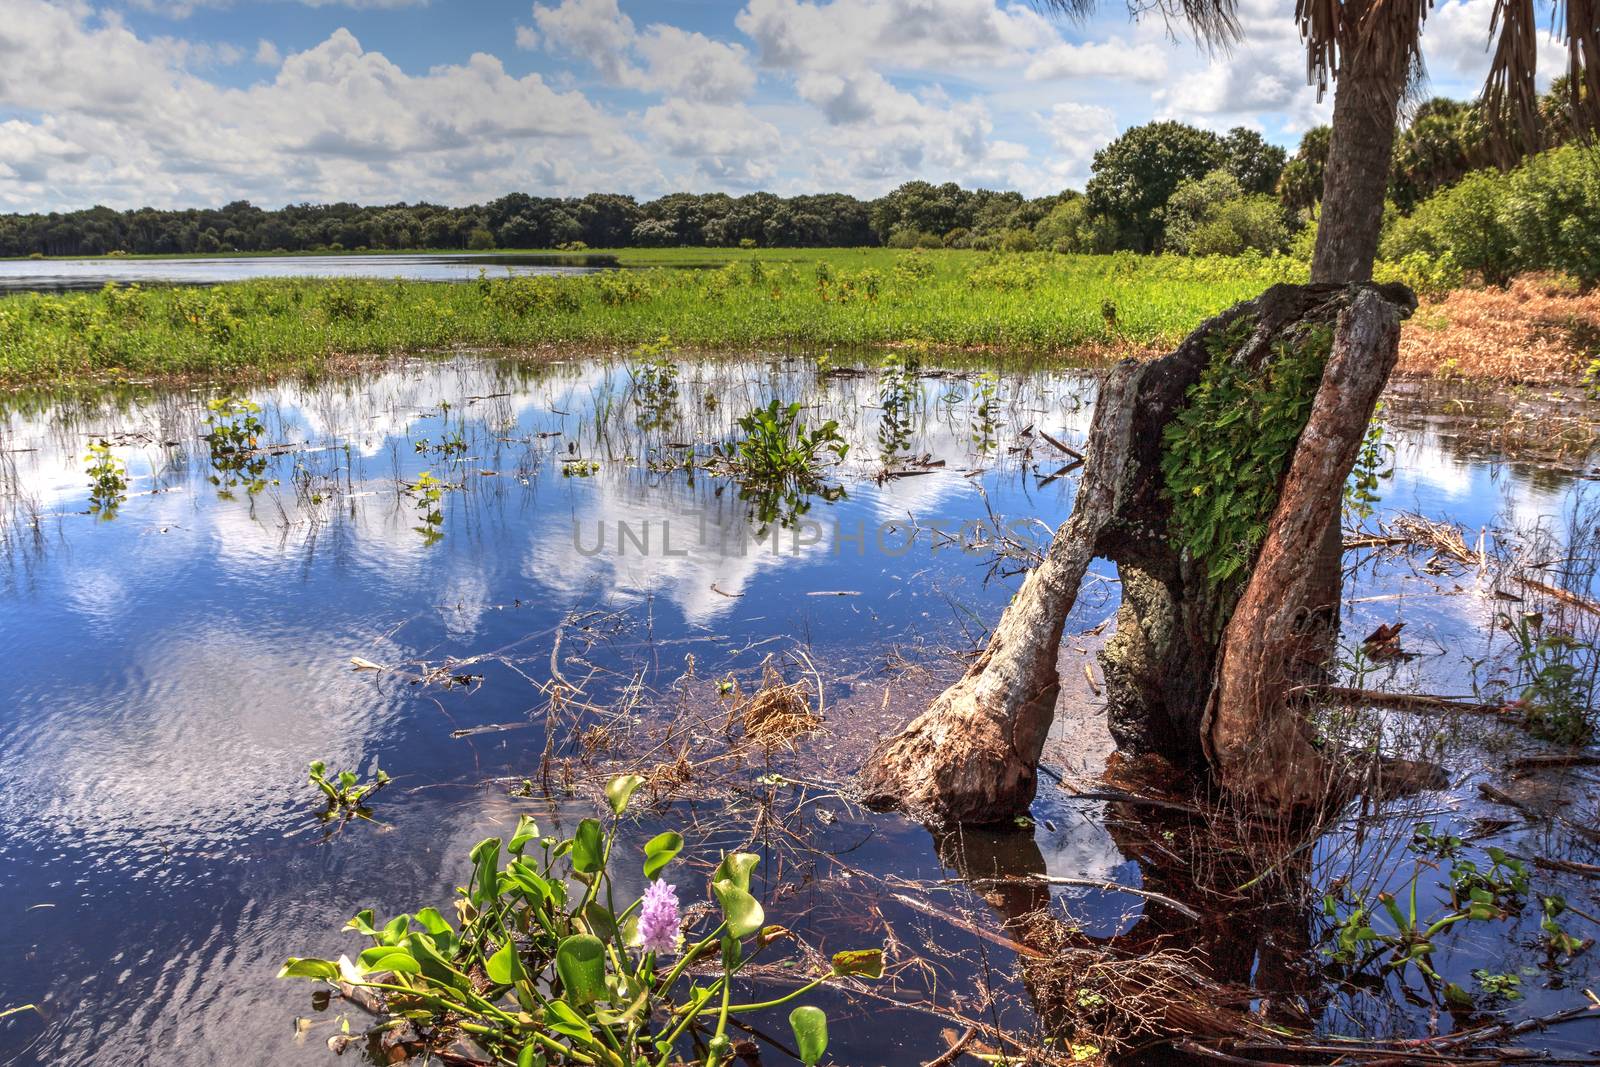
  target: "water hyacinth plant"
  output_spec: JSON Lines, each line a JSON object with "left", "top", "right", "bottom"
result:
{"left": 280, "top": 774, "right": 881, "bottom": 1065}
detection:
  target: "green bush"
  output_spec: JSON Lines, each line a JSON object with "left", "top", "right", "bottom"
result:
{"left": 1501, "top": 145, "right": 1600, "bottom": 290}
{"left": 1165, "top": 171, "right": 1288, "bottom": 256}
{"left": 1381, "top": 170, "right": 1515, "bottom": 285}
{"left": 1033, "top": 198, "right": 1116, "bottom": 253}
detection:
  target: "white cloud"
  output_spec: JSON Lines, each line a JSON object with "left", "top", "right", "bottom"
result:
{"left": 254, "top": 38, "right": 281, "bottom": 66}
{"left": 1152, "top": 0, "right": 1329, "bottom": 130}
{"left": 533, "top": 0, "right": 757, "bottom": 101}
{"left": 1422, "top": 0, "right": 1568, "bottom": 91}
{"left": 1037, "top": 100, "right": 1117, "bottom": 186}
{"left": 735, "top": 0, "right": 1052, "bottom": 73}
{"left": 129, "top": 0, "right": 427, "bottom": 13}
{"left": 0, "top": 2, "right": 658, "bottom": 210}
{"left": 644, "top": 99, "right": 782, "bottom": 185}
{"left": 515, "top": 23, "right": 540, "bottom": 49}
{"left": 1024, "top": 38, "right": 1167, "bottom": 81}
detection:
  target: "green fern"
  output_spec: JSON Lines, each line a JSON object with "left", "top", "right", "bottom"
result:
{"left": 1161, "top": 313, "right": 1333, "bottom": 630}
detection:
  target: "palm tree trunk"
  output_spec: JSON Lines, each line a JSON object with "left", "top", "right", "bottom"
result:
{"left": 1304, "top": 7, "right": 1413, "bottom": 655}
{"left": 1311, "top": 4, "right": 1409, "bottom": 285}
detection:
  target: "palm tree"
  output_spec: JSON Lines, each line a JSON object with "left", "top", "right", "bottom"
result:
{"left": 860, "top": 0, "right": 1598, "bottom": 826}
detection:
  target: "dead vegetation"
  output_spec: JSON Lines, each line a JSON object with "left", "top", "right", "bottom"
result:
{"left": 1396, "top": 275, "right": 1600, "bottom": 384}
{"left": 734, "top": 659, "right": 823, "bottom": 747}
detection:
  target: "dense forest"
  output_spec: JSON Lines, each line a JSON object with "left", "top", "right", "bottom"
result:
{"left": 0, "top": 84, "right": 1586, "bottom": 274}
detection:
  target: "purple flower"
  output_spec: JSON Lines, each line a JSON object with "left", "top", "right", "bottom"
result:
{"left": 636, "top": 879, "right": 681, "bottom": 956}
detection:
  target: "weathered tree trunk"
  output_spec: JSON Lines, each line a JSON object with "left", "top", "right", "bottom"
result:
{"left": 1203, "top": 288, "right": 1403, "bottom": 806}
{"left": 857, "top": 364, "right": 1145, "bottom": 825}
{"left": 1303, "top": 0, "right": 1417, "bottom": 641}
{"left": 861, "top": 284, "right": 1415, "bottom": 825}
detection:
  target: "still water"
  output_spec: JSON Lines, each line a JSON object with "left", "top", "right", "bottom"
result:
{"left": 0, "top": 354, "right": 1595, "bottom": 1065}
{"left": 0, "top": 253, "right": 617, "bottom": 294}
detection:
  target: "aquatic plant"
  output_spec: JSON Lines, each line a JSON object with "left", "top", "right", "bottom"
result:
{"left": 308, "top": 759, "right": 390, "bottom": 821}
{"left": 279, "top": 774, "right": 880, "bottom": 1066}
{"left": 715, "top": 399, "right": 848, "bottom": 485}
{"left": 1501, "top": 610, "right": 1596, "bottom": 745}
{"left": 1343, "top": 403, "right": 1394, "bottom": 524}
{"left": 1538, "top": 895, "right": 1589, "bottom": 958}
{"left": 876, "top": 350, "right": 920, "bottom": 462}
{"left": 629, "top": 336, "right": 680, "bottom": 432}
{"left": 1322, "top": 838, "right": 1532, "bottom": 1005}
{"left": 83, "top": 440, "right": 127, "bottom": 517}
{"left": 204, "top": 396, "right": 271, "bottom": 495}
{"left": 409, "top": 470, "right": 447, "bottom": 545}
{"left": 970, "top": 371, "right": 1000, "bottom": 455}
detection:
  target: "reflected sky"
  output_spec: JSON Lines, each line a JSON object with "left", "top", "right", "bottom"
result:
{"left": 0, "top": 353, "right": 1594, "bottom": 1064}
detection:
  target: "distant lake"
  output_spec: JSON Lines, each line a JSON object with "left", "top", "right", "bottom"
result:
{"left": 0, "top": 252, "right": 618, "bottom": 293}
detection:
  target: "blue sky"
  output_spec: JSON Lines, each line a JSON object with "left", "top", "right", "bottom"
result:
{"left": 0, "top": 0, "right": 1564, "bottom": 212}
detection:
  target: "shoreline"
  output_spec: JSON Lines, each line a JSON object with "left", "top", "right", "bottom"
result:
{"left": 0, "top": 259, "right": 1592, "bottom": 391}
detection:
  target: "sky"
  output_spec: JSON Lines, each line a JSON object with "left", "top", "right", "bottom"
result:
{"left": 0, "top": 0, "right": 1570, "bottom": 213}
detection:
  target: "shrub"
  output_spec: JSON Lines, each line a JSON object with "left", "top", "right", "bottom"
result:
{"left": 1165, "top": 171, "right": 1288, "bottom": 256}
{"left": 1000, "top": 227, "right": 1039, "bottom": 252}
{"left": 1500, "top": 144, "right": 1600, "bottom": 290}
{"left": 1034, "top": 198, "right": 1117, "bottom": 253}
{"left": 1382, "top": 170, "right": 1515, "bottom": 285}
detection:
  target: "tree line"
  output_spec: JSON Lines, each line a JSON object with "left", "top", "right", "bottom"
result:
{"left": 0, "top": 84, "right": 1580, "bottom": 261}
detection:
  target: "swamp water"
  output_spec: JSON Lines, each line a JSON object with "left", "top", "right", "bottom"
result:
{"left": 0, "top": 253, "right": 618, "bottom": 294}
{"left": 0, "top": 353, "right": 1597, "bottom": 1065}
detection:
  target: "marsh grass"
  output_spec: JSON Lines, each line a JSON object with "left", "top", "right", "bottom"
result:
{"left": 0, "top": 251, "right": 1310, "bottom": 386}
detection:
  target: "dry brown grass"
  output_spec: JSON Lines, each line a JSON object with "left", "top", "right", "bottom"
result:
{"left": 1397, "top": 275, "right": 1600, "bottom": 384}
{"left": 738, "top": 661, "right": 821, "bottom": 747}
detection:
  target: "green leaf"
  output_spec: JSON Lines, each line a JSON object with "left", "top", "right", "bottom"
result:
{"left": 713, "top": 878, "right": 765, "bottom": 940}
{"left": 605, "top": 774, "right": 646, "bottom": 816}
{"left": 517, "top": 1044, "right": 544, "bottom": 1067}
{"left": 584, "top": 901, "right": 618, "bottom": 942}
{"left": 357, "top": 947, "right": 421, "bottom": 975}
{"left": 380, "top": 913, "right": 410, "bottom": 946}
{"left": 508, "top": 816, "right": 540, "bottom": 855}
{"left": 830, "top": 948, "right": 884, "bottom": 979}
{"left": 277, "top": 957, "right": 340, "bottom": 981}
{"left": 571, "top": 819, "right": 605, "bottom": 875}
{"left": 713, "top": 851, "right": 760, "bottom": 893}
{"left": 643, "top": 831, "right": 684, "bottom": 879}
{"left": 408, "top": 933, "right": 469, "bottom": 993}
{"left": 789, "top": 1005, "right": 829, "bottom": 1066}
{"left": 470, "top": 838, "right": 502, "bottom": 905}
{"left": 545, "top": 998, "right": 594, "bottom": 1043}
{"left": 487, "top": 942, "right": 527, "bottom": 985}
{"left": 413, "top": 907, "right": 453, "bottom": 938}
{"left": 556, "top": 934, "right": 608, "bottom": 1006}
{"left": 343, "top": 909, "right": 377, "bottom": 937}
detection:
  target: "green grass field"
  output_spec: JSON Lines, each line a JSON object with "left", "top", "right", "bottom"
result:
{"left": 0, "top": 249, "right": 1318, "bottom": 386}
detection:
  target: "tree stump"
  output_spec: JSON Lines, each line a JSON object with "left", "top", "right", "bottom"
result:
{"left": 859, "top": 282, "right": 1416, "bottom": 826}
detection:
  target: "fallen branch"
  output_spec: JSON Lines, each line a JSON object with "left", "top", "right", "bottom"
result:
{"left": 1515, "top": 575, "right": 1600, "bottom": 616}
{"left": 920, "top": 1025, "right": 978, "bottom": 1067}
{"left": 888, "top": 892, "right": 1049, "bottom": 960}
{"left": 1318, "top": 686, "right": 1512, "bottom": 718}
{"left": 966, "top": 875, "right": 1202, "bottom": 921}
{"left": 1478, "top": 783, "right": 1600, "bottom": 844}
{"left": 1039, "top": 431, "right": 1083, "bottom": 460}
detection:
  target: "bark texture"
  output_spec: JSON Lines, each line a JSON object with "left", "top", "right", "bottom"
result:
{"left": 1310, "top": 0, "right": 1412, "bottom": 286}
{"left": 860, "top": 283, "right": 1415, "bottom": 826}
{"left": 1204, "top": 288, "right": 1405, "bottom": 807}
{"left": 1303, "top": 0, "right": 1416, "bottom": 654}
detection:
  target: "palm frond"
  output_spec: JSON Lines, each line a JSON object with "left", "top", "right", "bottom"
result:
{"left": 1032, "top": 0, "right": 1240, "bottom": 49}
{"left": 1483, "top": 0, "right": 1544, "bottom": 153}
{"left": 1563, "top": 0, "right": 1600, "bottom": 132}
